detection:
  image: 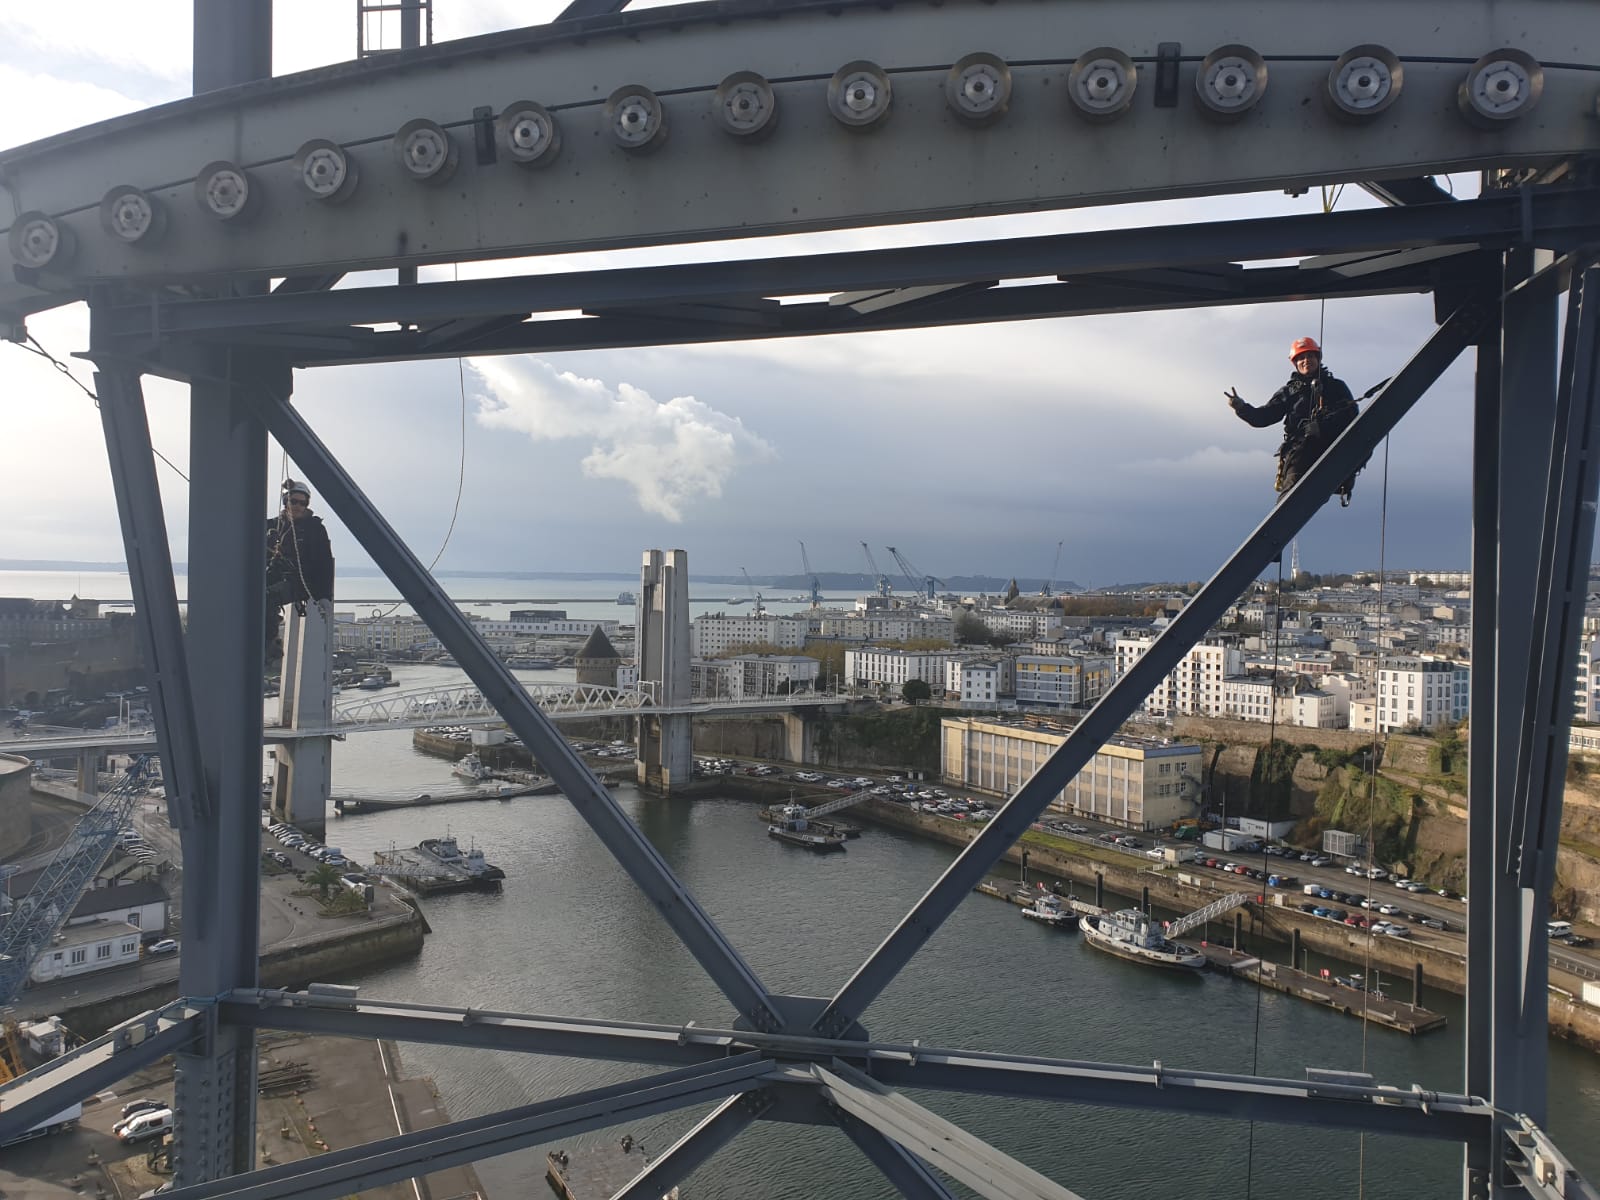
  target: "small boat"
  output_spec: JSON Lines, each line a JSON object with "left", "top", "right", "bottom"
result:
{"left": 1080, "top": 908, "right": 1206, "bottom": 971}
{"left": 453, "top": 752, "right": 492, "bottom": 782}
{"left": 1020, "top": 891, "right": 1078, "bottom": 929}
{"left": 616, "top": 591, "right": 637, "bottom": 605}
{"left": 767, "top": 804, "right": 846, "bottom": 853}
{"left": 359, "top": 675, "right": 387, "bottom": 690}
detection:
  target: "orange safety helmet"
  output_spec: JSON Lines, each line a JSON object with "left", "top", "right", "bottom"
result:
{"left": 1289, "top": 336, "right": 1322, "bottom": 362}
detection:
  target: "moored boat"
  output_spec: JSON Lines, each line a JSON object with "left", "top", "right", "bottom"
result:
{"left": 418, "top": 835, "right": 506, "bottom": 881}
{"left": 767, "top": 804, "right": 846, "bottom": 853}
{"left": 453, "top": 752, "right": 492, "bottom": 782}
{"left": 1081, "top": 908, "right": 1206, "bottom": 970}
{"left": 1020, "top": 892, "right": 1078, "bottom": 929}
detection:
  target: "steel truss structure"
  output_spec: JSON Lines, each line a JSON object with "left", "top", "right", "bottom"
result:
{"left": 4, "top": 1, "right": 1600, "bottom": 1197}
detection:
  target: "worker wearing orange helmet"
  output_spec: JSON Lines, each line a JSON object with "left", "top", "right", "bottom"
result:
{"left": 1226, "top": 335, "right": 1361, "bottom": 503}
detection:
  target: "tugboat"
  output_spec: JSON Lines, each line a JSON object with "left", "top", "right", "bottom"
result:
{"left": 1080, "top": 908, "right": 1206, "bottom": 970}
{"left": 1020, "top": 891, "right": 1078, "bottom": 929}
{"left": 616, "top": 591, "right": 637, "bottom": 605}
{"left": 767, "top": 804, "right": 846, "bottom": 853}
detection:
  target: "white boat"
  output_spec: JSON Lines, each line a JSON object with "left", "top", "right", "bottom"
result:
{"left": 1081, "top": 908, "right": 1206, "bottom": 970}
{"left": 616, "top": 591, "right": 637, "bottom": 605}
{"left": 453, "top": 753, "right": 492, "bottom": 782}
{"left": 1019, "top": 891, "right": 1078, "bottom": 929}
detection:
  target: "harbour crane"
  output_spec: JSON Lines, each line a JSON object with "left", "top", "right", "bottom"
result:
{"left": 1041, "top": 540, "right": 1064, "bottom": 597}
{"left": 739, "top": 567, "right": 766, "bottom": 616}
{"left": 798, "top": 540, "right": 822, "bottom": 607}
{"left": 886, "top": 546, "right": 943, "bottom": 602}
{"left": 860, "top": 542, "right": 892, "bottom": 598}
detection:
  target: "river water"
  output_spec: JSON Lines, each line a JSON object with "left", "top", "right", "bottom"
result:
{"left": 322, "top": 719, "right": 1600, "bottom": 1200}
{"left": 13, "top": 570, "right": 1600, "bottom": 1196}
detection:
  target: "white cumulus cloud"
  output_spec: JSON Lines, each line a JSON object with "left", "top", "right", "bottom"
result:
{"left": 470, "top": 358, "right": 773, "bottom": 522}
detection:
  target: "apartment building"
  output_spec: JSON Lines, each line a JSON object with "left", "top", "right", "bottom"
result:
{"left": 944, "top": 659, "right": 1014, "bottom": 707}
{"left": 1013, "top": 655, "right": 1112, "bottom": 708}
{"left": 964, "top": 608, "right": 1064, "bottom": 640}
{"left": 1374, "top": 657, "right": 1468, "bottom": 731}
{"left": 690, "top": 614, "right": 809, "bottom": 656}
{"left": 333, "top": 612, "right": 435, "bottom": 653}
{"left": 1113, "top": 632, "right": 1244, "bottom": 717}
{"left": 940, "top": 718, "right": 1202, "bottom": 830}
{"left": 817, "top": 613, "right": 955, "bottom": 643}
{"left": 845, "top": 648, "right": 955, "bottom": 688}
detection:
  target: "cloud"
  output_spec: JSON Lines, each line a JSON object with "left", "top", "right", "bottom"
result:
{"left": 470, "top": 358, "right": 773, "bottom": 522}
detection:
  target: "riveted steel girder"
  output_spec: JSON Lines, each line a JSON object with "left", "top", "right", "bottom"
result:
{"left": 3, "top": 0, "right": 1598, "bottom": 320}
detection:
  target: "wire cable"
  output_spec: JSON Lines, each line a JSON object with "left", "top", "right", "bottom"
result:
{"left": 9, "top": 335, "right": 189, "bottom": 482}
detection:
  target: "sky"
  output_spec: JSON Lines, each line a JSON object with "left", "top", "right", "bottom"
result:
{"left": 0, "top": 2, "right": 1488, "bottom": 588}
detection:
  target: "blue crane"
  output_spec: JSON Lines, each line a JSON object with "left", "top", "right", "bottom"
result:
{"left": 860, "top": 542, "right": 892, "bottom": 598}
{"left": 798, "top": 541, "right": 822, "bottom": 607}
{"left": 886, "top": 546, "right": 943, "bottom": 602}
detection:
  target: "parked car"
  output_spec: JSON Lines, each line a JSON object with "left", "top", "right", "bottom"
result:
{"left": 117, "top": 1108, "right": 174, "bottom": 1144}
{"left": 147, "top": 939, "right": 178, "bottom": 955}
{"left": 120, "top": 1098, "right": 166, "bottom": 1120}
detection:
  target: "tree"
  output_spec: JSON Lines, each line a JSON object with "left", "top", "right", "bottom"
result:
{"left": 954, "top": 612, "right": 990, "bottom": 644}
{"left": 304, "top": 863, "right": 342, "bottom": 902}
{"left": 902, "top": 679, "right": 932, "bottom": 705}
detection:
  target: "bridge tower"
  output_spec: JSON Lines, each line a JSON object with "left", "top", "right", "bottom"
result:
{"left": 268, "top": 601, "right": 334, "bottom": 835}
{"left": 635, "top": 549, "right": 692, "bottom": 793}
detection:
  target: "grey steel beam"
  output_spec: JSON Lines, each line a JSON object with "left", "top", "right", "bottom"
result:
{"left": 218, "top": 989, "right": 1489, "bottom": 1142}
{"left": 152, "top": 1054, "right": 774, "bottom": 1200}
{"left": 816, "top": 297, "right": 1490, "bottom": 1038}
{"left": 836, "top": 1110, "right": 958, "bottom": 1200}
{"left": 89, "top": 362, "right": 211, "bottom": 831}
{"left": 558, "top": 0, "right": 631, "bottom": 18}
{"left": 608, "top": 1093, "right": 766, "bottom": 1200}
{"left": 1486, "top": 249, "right": 1561, "bottom": 1172}
{"left": 97, "top": 189, "right": 1596, "bottom": 340}
{"left": 193, "top": 0, "right": 271, "bottom": 96}
{"left": 173, "top": 347, "right": 277, "bottom": 1183}
{"left": 1360, "top": 177, "right": 1457, "bottom": 207}
{"left": 0, "top": 1005, "right": 203, "bottom": 1145}
{"left": 815, "top": 1060, "right": 1087, "bottom": 1200}
{"left": 277, "top": 260, "right": 1448, "bottom": 368}
{"left": 219, "top": 992, "right": 738, "bottom": 1065}
{"left": 1465, "top": 303, "right": 1501, "bottom": 1197}
{"left": 238, "top": 387, "right": 789, "bottom": 1034}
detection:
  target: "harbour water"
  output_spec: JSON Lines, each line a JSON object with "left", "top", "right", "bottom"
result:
{"left": 325, "top": 729, "right": 1600, "bottom": 1199}
{"left": 12, "top": 569, "right": 1600, "bottom": 1195}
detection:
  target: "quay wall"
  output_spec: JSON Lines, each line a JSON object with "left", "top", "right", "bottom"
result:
{"left": 23, "top": 910, "right": 425, "bottom": 1039}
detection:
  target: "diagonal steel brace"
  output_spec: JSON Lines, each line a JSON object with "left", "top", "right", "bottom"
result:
{"left": 814, "top": 296, "right": 1491, "bottom": 1036}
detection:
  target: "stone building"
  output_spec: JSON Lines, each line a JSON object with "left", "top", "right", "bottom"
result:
{"left": 575, "top": 626, "right": 623, "bottom": 687}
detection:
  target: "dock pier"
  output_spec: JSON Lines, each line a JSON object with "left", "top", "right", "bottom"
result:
{"left": 1197, "top": 943, "right": 1447, "bottom": 1035}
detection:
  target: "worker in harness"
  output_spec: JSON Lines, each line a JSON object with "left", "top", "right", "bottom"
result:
{"left": 266, "top": 479, "right": 335, "bottom": 667}
{"left": 1226, "top": 336, "right": 1362, "bottom": 505}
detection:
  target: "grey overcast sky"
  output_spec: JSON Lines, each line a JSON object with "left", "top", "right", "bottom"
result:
{"left": 1, "top": 2, "right": 1482, "bottom": 587}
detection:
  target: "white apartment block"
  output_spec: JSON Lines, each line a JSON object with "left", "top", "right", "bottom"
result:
{"left": 1219, "top": 675, "right": 1275, "bottom": 723}
{"left": 947, "top": 659, "right": 1015, "bottom": 707}
{"left": 1575, "top": 637, "right": 1600, "bottom": 723}
{"left": 690, "top": 614, "right": 808, "bottom": 657}
{"left": 1283, "top": 689, "right": 1340, "bottom": 729}
{"left": 1114, "top": 633, "right": 1244, "bottom": 717}
{"left": 726, "top": 654, "right": 819, "bottom": 699}
{"left": 818, "top": 613, "right": 955, "bottom": 643}
{"left": 965, "top": 608, "right": 1064, "bottom": 640}
{"left": 1374, "top": 657, "right": 1468, "bottom": 731}
{"left": 845, "top": 648, "right": 955, "bottom": 688}
{"left": 1014, "top": 655, "right": 1112, "bottom": 708}
{"left": 333, "top": 612, "right": 435, "bottom": 653}
{"left": 473, "top": 616, "right": 620, "bottom": 644}
{"left": 941, "top": 718, "right": 1203, "bottom": 830}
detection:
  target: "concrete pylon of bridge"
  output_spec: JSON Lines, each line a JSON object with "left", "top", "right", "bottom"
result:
{"left": 782, "top": 712, "right": 816, "bottom": 765}
{"left": 269, "top": 600, "right": 333, "bottom": 834}
{"left": 635, "top": 549, "right": 692, "bottom": 794}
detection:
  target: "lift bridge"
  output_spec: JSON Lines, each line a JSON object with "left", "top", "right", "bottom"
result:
{"left": 1, "top": 1, "right": 1599, "bottom": 1197}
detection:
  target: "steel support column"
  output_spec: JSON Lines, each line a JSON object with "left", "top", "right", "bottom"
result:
{"left": 90, "top": 365, "right": 211, "bottom": 833}
{"left": 239, "top": 386, "right": 788, "bottom": 1033}
{"left": 815, "top": 1060, "right": 1087, "bottom": 1200}
{"left": 609, "top": 1093, "right": 765, "bottom": 1200}
{"left": 173, "top": 349, "right": 277, "bottom": 1183}
{"left": 836, "top": 1111, "right": 958, "bottom": 1200}
{"left": 816, "top": 299, "right": 1489, "bottom": 1037}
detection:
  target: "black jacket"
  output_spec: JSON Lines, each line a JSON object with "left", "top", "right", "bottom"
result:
{"left": 265, "top": 511, "right": 335, "bottom": 603}
{"left": 1230, "top": 367, "right": 1357, "bottom": 447}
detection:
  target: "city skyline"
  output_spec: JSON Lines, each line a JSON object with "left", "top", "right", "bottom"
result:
{"left": 4, "top": 1, "right": 1481, "bottom": 587}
